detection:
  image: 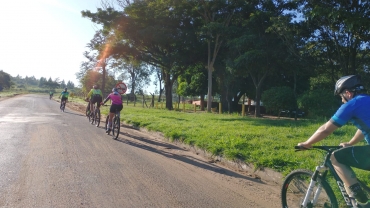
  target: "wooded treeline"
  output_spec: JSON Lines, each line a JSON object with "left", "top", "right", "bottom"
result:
{"left": 77, "top": 0, "right": 370, "bottom": 117}
{"left": 0, "top": 70, "right": 75, "bottom": 91}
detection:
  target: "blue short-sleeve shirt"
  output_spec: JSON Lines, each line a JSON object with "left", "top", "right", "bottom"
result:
{"left": 331, "top": 94, "right": 370, "bottom": 144}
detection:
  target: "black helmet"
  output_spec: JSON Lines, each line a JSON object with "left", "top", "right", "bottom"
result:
{"left": 334, "top": 75, "right": 364, "bottom": 95}
{"left": 112, "top": 88, "right": 118, "bottom": 92}
{"left": 64, "top": 87, "right": 67, "bottom": 91}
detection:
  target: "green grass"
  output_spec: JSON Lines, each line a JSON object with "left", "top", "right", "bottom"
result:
{"left": 98, "top": 103, "right": 368, "bottom": 177}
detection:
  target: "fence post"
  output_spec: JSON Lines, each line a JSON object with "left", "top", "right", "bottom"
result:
{"left": 219, "top": 103, "right": 222, "bottom": 114}
{"left": 183, "top": 102, "right": 185, "bottom": 112}
{"left": 194, "top": 104, "right": 196, "bottom": 112}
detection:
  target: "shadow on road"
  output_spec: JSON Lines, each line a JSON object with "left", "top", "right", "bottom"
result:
{"left": 63, "top": 111, "right": 85, "bottom": 117}
{"left": 114, "top": 130, "right": 264, "bottom": 184}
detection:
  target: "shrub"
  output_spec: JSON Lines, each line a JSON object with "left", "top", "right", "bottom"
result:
{"left": 298, "top": 89, "right": 340, "bottom": 118}
{"left": 262, "top": 86, "right": 296, "bottom": 116}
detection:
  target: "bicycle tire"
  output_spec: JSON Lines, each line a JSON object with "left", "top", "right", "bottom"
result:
{"left": 105, "top": 115, "right": 110, "bottom": 135}
{"left": 85, "top": 104, "right": 90, "bottom": 118}
{"left": 112, "top": 116, "right": 120, "bottom": 140}
{"left": 95, "top": 109, "right": 100, "bottom": 127}
{"left": 281, "top": 169, "right": 338, "bottom": 208}
{"left": 61, "top": 102, "right": 65, "bottom": 112}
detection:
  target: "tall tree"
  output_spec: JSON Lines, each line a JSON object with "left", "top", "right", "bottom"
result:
{"left": 191, "top": 0, "right": 242, "bottom": 112}
{"left": 227, "top": 0, "right": 296, "bottom": 117}
{"left": 83, "top": 0, "right": 201, "bottom": 109}
{"left": 300, "top": 0, "right": 370, "bottom": 82}
{"left": 0, "top": 70, "right": 12, "bottom": 91}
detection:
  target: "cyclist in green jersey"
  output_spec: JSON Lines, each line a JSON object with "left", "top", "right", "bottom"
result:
{"left": 85, "top": 85, "right": 103, "bottom": 116}
{"left": 59, "top": 88, "right": 69, "bottom": 109}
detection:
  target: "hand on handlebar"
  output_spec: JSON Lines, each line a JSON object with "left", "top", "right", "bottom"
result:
{"left": 339, "top": 142, "right": 352, "bottom": 148}
{"left": 296, "top": 142, "right": 312, "bottom": 150}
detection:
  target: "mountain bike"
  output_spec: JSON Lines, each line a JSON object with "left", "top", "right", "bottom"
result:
{"left": 60, "top": 100, "right": 66, "bottom": 112}
{"left": 281, "top": 146, "right": 370, "bottom": 208}
{"left": 89, "top": 102, "right": 100, "bottom": 127}
{"left": 105, "top": 108, "right": 120, "bottom": 140}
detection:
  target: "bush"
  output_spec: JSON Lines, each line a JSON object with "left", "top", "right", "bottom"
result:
{"left": 262, "top": 86, "right": 296, "bottom": 116}
{"left": 298, "top": 89, "right": 340, "bottom": 118}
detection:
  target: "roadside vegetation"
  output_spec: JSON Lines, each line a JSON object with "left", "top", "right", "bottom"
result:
{"left": 98, "top": 101, "right": 369, "bottom": 183}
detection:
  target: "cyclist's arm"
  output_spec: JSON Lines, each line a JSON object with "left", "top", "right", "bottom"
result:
{"left": 340, "top": 129, "right": 364, "bottom": 147}
{"left": 102, "top": 95, "right": 111, "bottom": 105}
{"left": 86, "top": 90, "right": 93, "bottom": 99}
{"left": 298, "top": 120, "right": 338, "bottom": 148}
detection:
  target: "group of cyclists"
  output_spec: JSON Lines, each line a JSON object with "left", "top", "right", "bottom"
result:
{"left": 55, "top": 84, "right": 123, "bottom": 134}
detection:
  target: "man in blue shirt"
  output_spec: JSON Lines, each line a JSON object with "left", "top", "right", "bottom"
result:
{"left": 298, "top": 75, "right": 370, "bottom": 207}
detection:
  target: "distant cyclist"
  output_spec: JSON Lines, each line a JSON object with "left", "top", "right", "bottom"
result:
{"left": 59, "top": 88, "right": 69, "bottom": 110}
{"left": 85, "top": 85, "right": 103, "bottom": 116}
{"left": 101, "top": 88, "right": 123, "bottom": 133}
{"left": 49, "top": 91, "right": 54, "bottom": 99}
{"left": 298, "top": 75, "right": 370, "bottom": 207}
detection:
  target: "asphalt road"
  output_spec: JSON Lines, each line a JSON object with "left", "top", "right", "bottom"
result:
{"left": 0, "top": 94, "right": 281, "bottom": 208}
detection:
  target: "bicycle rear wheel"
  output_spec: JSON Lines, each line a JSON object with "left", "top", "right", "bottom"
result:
{"left": 61, "top": 102, "right": 65, "bottom": 112}
{"left": 281, "top": 169, "right": 338, "bottom": 208}
{"left": 85, "top": 104, "right": 90, "bottom": 118}
{"left": 95, "top": 109, "right": 100, "bottom": 127}
{"left": 112, "top": 116, "right": 120, "bottom": 140}
{"left": 105, "top": 115, "right": 110, "bottom": 135}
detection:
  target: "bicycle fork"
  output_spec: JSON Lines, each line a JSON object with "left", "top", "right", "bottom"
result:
{"left": 302, "top": 167, "right": 323, "bottom": 207}
{"left": 301, "top": 165, "right": 358, "bottom": 208}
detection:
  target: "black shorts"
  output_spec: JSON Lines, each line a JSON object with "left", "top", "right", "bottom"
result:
{"left": 61, "top": 97, "right": 68, "bottom": 102}
{"left": 110, "top": 104, "right": 123, "bottom": 113}
{"left": 91, "top": 95, "right": 102, "bottom": 107}
{"left": 333, "top": 145, "right": 370, "bottom": 170}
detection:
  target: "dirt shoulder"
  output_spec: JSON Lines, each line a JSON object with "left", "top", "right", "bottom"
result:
{"left": 0, "top": 93, "right": 23, "bottom": 102}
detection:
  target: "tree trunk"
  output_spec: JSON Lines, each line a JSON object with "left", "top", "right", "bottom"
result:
{"left": 206, "top": 41, "right": 213, "bottom": 113}
{"left": 200, "top": 94, "right": 205, "bottom": 111}
{"left": 250, "top": 71, "right": 268, "bottom": 117}
{"left": 254, "top": 85, "right": 262, "bottom": 117}
{"left": 164, "top": 74, "right": 173, "bottom": 110}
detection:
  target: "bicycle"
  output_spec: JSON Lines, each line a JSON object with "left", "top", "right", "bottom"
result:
{"left": 281, "top": 146, "right": 370, "bottom": 208}
{"left": 105, "top": 107, "right": 120, "bottom": 140}
{"left": 60, "top": 100, "right": 66, "bottom": 112}
{"left": 88, "top": 102, "right": 101, "bottom": 127}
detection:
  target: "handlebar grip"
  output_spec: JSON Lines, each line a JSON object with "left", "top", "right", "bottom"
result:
{"left": 294, "top": 146, "right": 310, "bottom": 151}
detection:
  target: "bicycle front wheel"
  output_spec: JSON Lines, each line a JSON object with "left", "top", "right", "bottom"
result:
{"left": 281, "top": 169, "right": 338, "bottom": 208}
{"left": 95, "top": 109, "right": 100, "bottom": 127}
{"left": 105, "top": 115, "right": 110, "bottom": 134}
{"left": 112, "top": 116, "right": 120, "bottom": 140}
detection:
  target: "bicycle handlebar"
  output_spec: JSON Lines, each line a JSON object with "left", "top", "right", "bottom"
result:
{"left": 294, "top": 145, "right": 342, "bottom": 152}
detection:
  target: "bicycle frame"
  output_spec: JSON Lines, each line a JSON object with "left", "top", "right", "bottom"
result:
{"left": 301, "top": 146, "right": 359, "bottom": 207}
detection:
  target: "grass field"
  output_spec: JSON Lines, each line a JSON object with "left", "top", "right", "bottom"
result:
{"left": 100, "top": 102, "right": 366, "bottom": 174}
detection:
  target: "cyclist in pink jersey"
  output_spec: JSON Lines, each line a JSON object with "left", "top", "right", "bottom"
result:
{"left": 101, "top": 88, "right": 123, "bottom": 133}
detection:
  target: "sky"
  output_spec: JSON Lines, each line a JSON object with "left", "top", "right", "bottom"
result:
{"left": 0, "top": 0, "right": 107, "bottom": 88}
